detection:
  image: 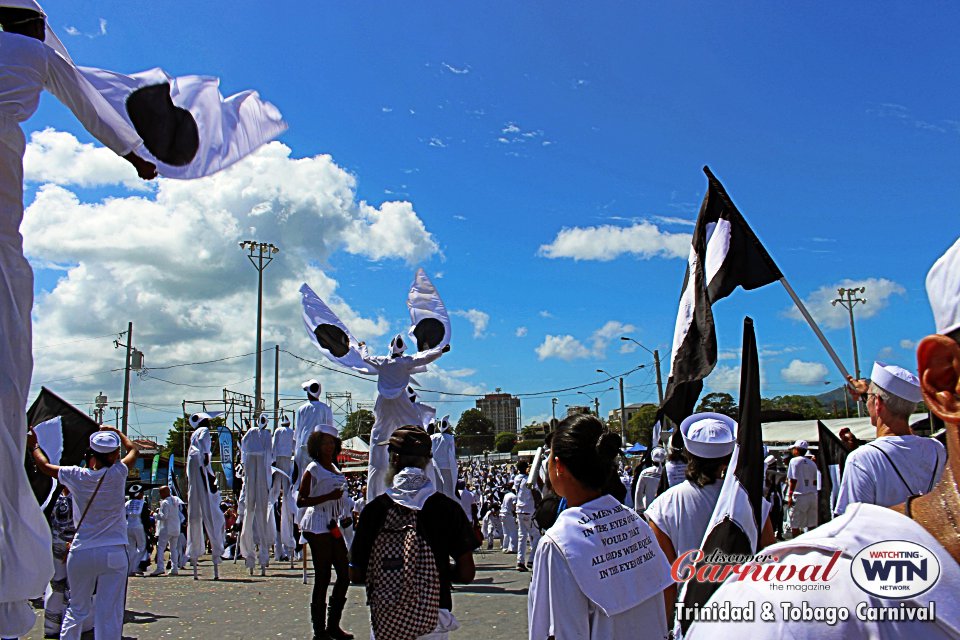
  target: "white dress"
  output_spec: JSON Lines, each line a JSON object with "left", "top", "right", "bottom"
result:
{"left": 186, "top": 427, "right": 225, "bottom": 565}
{"left": 271, "top": 425, "right": 297, "bottom": 557}
{"left": 0, "top": 30, "right": 140, "bottom": 636}
{"left": 239, "top": 427, "right": 274, "bottom": 569}
{"left": 299, "top": 462, "right": 346, "bottom": 534}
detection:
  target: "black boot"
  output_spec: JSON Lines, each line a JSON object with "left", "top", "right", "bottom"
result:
{"left": 326, "top": 596, "right": 354, "bottom": 640}
{"left": 311, "top": 601, "right": 330, "bottom": 640}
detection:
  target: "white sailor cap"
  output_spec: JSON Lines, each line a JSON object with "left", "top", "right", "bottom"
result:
{"left": 926, "top": 237, "right": 960, "bottom": 336}
{"left": 256, "top": 414, "right": 269, "bottom": 428}
{"left": 871, "top": 361, "right": 922, "bottom": 403}
{"left": 316, "top": 423, "right": 339, "bottom": 438}
{"left": 680, "top": 412, "right": 736, "bottom": 459}
{"left": 793, "top": 439, "right": 809, "bottom": 450}
{"left": 650, "top": 447, "right": 667, "bottom": 464}
{"left": 302, "top": 379, "right": 321, "bottom": 394}
{"left": 764, "top": 454, "right": 777, "bottom": 467}
{"left": 280, "top": 415, "right": 291, "bottom": 427}
{"left": 189, "top": 412, "right": 211, "bottom": 429}
{"left": 90, "top": 430, "right": 121, "bottom": 453}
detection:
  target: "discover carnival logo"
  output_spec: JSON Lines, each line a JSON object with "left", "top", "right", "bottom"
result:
{"left": 850, "top": 540, "right": 941, "bottom": 599}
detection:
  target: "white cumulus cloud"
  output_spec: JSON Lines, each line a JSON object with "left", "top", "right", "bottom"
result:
{"left": 452, "top": 309, "right": 490, "bottom": 338}
{"left": 538, "top": 222, "right": 690, "bottom": 261}
{"left": 782, "top": 278, "right": 906, "bottom": 330}
{"left": 535, "top": 335, "right": 592, "bottom": 361}
{"left": 780, "top": 360, "right": 829, "bottom": 385}
{"left": 515, "top": 326, "right": 528, "bottom": 338}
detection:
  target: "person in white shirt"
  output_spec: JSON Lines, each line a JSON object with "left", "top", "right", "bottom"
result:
{"left": 240, "top": 413, "right": 275, "bottom": 575}
{"left": 500, "top": 490, "right": 518, "bottom": 554}
{"left": 28, "top": 427, "right": 140, "bottom": 640}
{"left": 834, "top": 361, "right": 946, "bottom": 516}
{"left": 786, "top": 439, "right": 819, "bottom": 537}
{"left": 513, "top": 460, "right": 540, "bottom": 571}
{"left": 646, "top": 413, "right": 774, "bottom": 624}
{"left": 528, "top": 414, "right": 673, "bottom": 640}
{"left": 358, "top": 335, "right": 445, "bottom": 501}
{"left": 124, "top": 485, "right": 148, "bottom": 576}
{"left": 458, "top": 480, "right": 478, "bottom": 522}
{"left": 430, "top": 415, "right": 458, "bottom": 499}
{"left": 0, "top": 7, "right": 155, "bottom": 633}
{"left": 272, "top": 414, "right": 297, "bottom": 562}
{"left": 185, "top": 414, "right": 225, "bottom": 580}
{"left": 294, "top": 379, "right": 334, "bottom": 480}
{"left": 634, "top": 447, "right": 666, "bottom": 514}
{"left": 151, "top": 486, "right": 181, "bottom": 576}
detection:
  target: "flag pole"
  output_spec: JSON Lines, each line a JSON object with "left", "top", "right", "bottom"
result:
{"left": 778, "top": 277, "right": 852, "bottom": 380}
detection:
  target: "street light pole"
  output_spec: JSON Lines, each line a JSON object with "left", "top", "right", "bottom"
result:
{"left": 597, "top": 369, "right": 626, "bottom": 442}
{"left": 551, "top": 397, "right": 558, "bottom": 422}
{"left": 240, "top": 240, "right": 279, "bottom": 415}
{"left": 620, "top": 336, "right": 664, "bottom": 405}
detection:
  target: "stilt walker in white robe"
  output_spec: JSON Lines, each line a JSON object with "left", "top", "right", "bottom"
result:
{"left": 272, "top": 414, "right": 296, "bottom": 562}
{"left": 299, "top": 268, "right": 452, "bottom": 503}
{"left": 431, "top": 415, "right": 458, "bottom": 499}
{"left": 0, "top": 5, "right": 156, "bottom": 634}
{"left": 186, "top": 414, "right": 225, "bottom": 580}
{"left": 239, "top": 413, "right": 274, "bottom": 575}
{"left": 294, "top": 380, "right": 334, "bottom": 480}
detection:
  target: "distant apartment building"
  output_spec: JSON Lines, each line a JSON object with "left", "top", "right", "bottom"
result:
{"left": 607, "top": 402, "right": 657, "bottom": 427}
{"left": 566, "top": 405, "right": 591, "bottom": 417}
{"left": 476, "top": 388, "right": 521, "bottom": 435}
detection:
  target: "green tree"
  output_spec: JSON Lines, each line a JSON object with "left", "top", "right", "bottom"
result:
{"left": 455, "top": 409, "right": 494, "bottom": 435}
{"left": 494, "top": 431, "right": 517, "bottom": 453}
{"left": 625, "top": 404, "right": 658, "bottom": 446}
{"left": 696, "top": 392, "right": 737, "bottom": 417}
{"left": 520, "top": 422, "right": 548, "bottom": 440}
{"left": 341, "top": 409, "right": 374, "bottom": 442}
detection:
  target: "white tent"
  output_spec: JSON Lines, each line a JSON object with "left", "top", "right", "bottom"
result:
{"left": 341, "top": 436, "right": 370, "bottom": 452}
{"left": 761, "top": 413, "right": 931, "bottom": 444}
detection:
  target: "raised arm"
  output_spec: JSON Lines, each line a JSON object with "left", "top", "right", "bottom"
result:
{"left": 26, "top": 428, "right": 60, "bottom": 478}
{"left": 100, "top": 425, "right": 140, "bottom": 467}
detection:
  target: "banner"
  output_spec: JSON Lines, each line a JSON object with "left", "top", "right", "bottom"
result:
{"left": 167, "top": 454, "right": 176, "bottom": 496}
{"left": 151, "top": 452, "right": 161, "bottom": 483}
{"left": 219, "top": 427, "right": 235, "bottom": 491}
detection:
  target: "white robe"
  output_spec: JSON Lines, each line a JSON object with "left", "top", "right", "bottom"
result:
{"left": 271, "top": 426, "right": 296, "bottom": 557}
{"left": 186, "top": 428, "right": 225, "bottom": 565}
{"left": 239, "top": 427, "right": 273, "bottom": 569}
{"left": 0, "top": 30, "right": 141, "bottom": 637}
{"left": 362, "top": 345, "right": 444, "bottom": 501}
{"left": 430, "top": 430, "right": 458, "bottom": 499}
{"left": 293, "top": 399, "right": 333, "bottom": 478}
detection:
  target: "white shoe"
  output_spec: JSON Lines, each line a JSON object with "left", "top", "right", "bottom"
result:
{"left": 167, "top": 569, "right": 179, "bottom": 576}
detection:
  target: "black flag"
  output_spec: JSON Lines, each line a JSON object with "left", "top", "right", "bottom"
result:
{"left": 661, "top": 167, "right": 783, "bottom": 424}
{"left": 25, "top": 387, "right": 101, "bottom": 512}
{"left": 679, "top": 317, "right": 766, "bottom": 635}
{"left": 816, "top": 420, "right": 850, "bottom": 525}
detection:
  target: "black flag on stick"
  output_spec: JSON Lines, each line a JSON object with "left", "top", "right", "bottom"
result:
{"left": 816, "top": 420, "right": 850, "bottom": 525}
{"left": 661, "top": 167, "right": 783, "bottom": 425}
{"left": 679, "top": 317, "right": 766, "bottom": 636}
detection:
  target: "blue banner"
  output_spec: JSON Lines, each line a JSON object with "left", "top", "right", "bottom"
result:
{"left": 167, "top": 454, "right": 176, "bottom": 496}
{"left": 219, "top": 427, "right": 235, "bottom": 490}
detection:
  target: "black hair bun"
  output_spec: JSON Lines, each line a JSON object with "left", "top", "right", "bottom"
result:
{"left": 596, "top": 432, "right": 622, "bottom": 460}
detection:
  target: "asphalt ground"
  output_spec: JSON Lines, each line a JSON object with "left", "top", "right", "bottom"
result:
{"left": 23, "top": 543, "right": 532, "bottom": 639}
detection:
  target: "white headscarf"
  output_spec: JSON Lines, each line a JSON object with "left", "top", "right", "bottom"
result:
{"left": 385, "top": 467, "right": 435, "bottom": 510}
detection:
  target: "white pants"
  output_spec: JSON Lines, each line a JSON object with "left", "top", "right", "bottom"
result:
{"left": 157, "top": 531, "right": 181, "bottom": 573}
{"left": 501, "top": 514, "right": 517, "bottom": 552}
{"left": 126, "top": 525, "right": 146, "bottom": 574}
{"left": 789, "top": 493, "right": 818, "bottom": 530}
{"left": 482, "top": 514, "right": 502, "bottom": 548}
{"left": 61, "top": 545, "right": 127, "bottom": 640}
{"left": 516, "top": 513, "right": 540, "bottom": 565}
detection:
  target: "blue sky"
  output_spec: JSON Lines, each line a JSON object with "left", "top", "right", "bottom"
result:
{"left": 23, "top": 2, "right": 959, "bottom": 438}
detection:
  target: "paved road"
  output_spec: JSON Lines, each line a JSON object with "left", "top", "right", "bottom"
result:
{"left": 24, "top": 545, "right": 531, "bottom": 639}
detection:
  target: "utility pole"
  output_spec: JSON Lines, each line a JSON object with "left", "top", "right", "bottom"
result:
{"left": 239, "top": 240, "right": 279, "bottom": 415}
{"left": 114, "top": 323, "right": 142, "bottom": 436}
{"left": 273, "top": 344, "right": 280, "bottom": 428}
{"left": 832, "top": 287, "right": 866, "bottom": 416}
{"left": 620, "top": 337, "right": 664, "bottom": 405}
{"left": 95, "top": 392, "right": 108, "bottom": 424}
{"left": 110, "top": 405, "right": 122, "bottom": 427}
{"left": 551, "top": 397, "right": 558, "bottom": 423}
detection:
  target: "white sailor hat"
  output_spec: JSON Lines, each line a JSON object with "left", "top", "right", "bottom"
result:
{"left": 189, "top": 412, "right": 211, "bottom": 429}
{"left": 89, "top": 430, "right": 121, "bottom": 453}
{"left": 650, "top": 447, "right": 667, "bottom": 464}
{"left": 302, "top": 379, "right": 321, "bottom": 394}
{"left": 316, "top": 423, "right": 339, "bottom": 438}
{"left": 764, "top": 454, "right": 777, "bottom": 467}
{"left": 926, "top": 237, "right": 960, "bottom": 336}
{"left": 256, "top": 414, "right": 269, "bottom": 428}
{"left": 793, "top": 439, "right": 809, "bottom": 450}
{"left": 871, "top": 361, "right": 922, "bottom": 403}
{"left": 680, "top": 412, "right": 736, "bottom": 459}
{"left": 280, "top": 414, "right": 291, "bottom": 427}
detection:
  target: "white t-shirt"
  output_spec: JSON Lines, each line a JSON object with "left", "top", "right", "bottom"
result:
{"left": 58, "top": 462, "right": 129, "bottom": 551}
{"left": 501, "top": 492, "right": 517, "bottom": 519}
{"left": 665, "top": 460, "right": 687, "bottom": 488}
{"left": 528, "top": 495, "right": 672, "bottom": 640}
{"left": 834, "top": 436, "right": 946, "bottom": 516}
{"left": 686, "top": 503, "right": 960, "bottom": 639}
{"left": 787, "top": 455, "right": 819, "bottom": 495}
{"left": 634, "top": 466, "right": 662, "bottom": 513}
{"left": 645, "top": 480, "right": 723, "bottom": 560}
{"left": 459, "top": 487, "right": 477, "bottom": 520}
{"left": 514, "top": 474, "right": 536, "bottom": 512}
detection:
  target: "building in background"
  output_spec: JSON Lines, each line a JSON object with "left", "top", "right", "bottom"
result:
{"left": 607, "top": 402, "right": 657, "bottom": 428}
{"left": 476, "top": 389, "right": 521, "bottom": 435}
{"left": 566, "top": 405, "right": 591, "bottom": 417}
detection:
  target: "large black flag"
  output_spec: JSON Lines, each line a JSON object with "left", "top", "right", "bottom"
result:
{"left": 661, "top": 168, "right": 783, "bottom": 424}
{"left": 816, "top": 420, "right": 850, "bottom": 525}
{"left": 25, "top": 387, "right": 101, "bottom": 512}
{"left": 679, "top": 317, "right": 766, "bottom": 635}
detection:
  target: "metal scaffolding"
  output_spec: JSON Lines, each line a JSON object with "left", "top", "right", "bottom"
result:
{"left": 325, "top": 391, "right": 353, "bottom": 432}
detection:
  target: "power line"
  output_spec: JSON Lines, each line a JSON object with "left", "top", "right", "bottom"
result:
{"left": 141, "top": 373, "right": 255, "bottom": 389}
{"left": 34, "top": 332, "right": 119, "bottom": 351}
{"left": 145, "top": 349, "right": 265, "bottom": 371}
